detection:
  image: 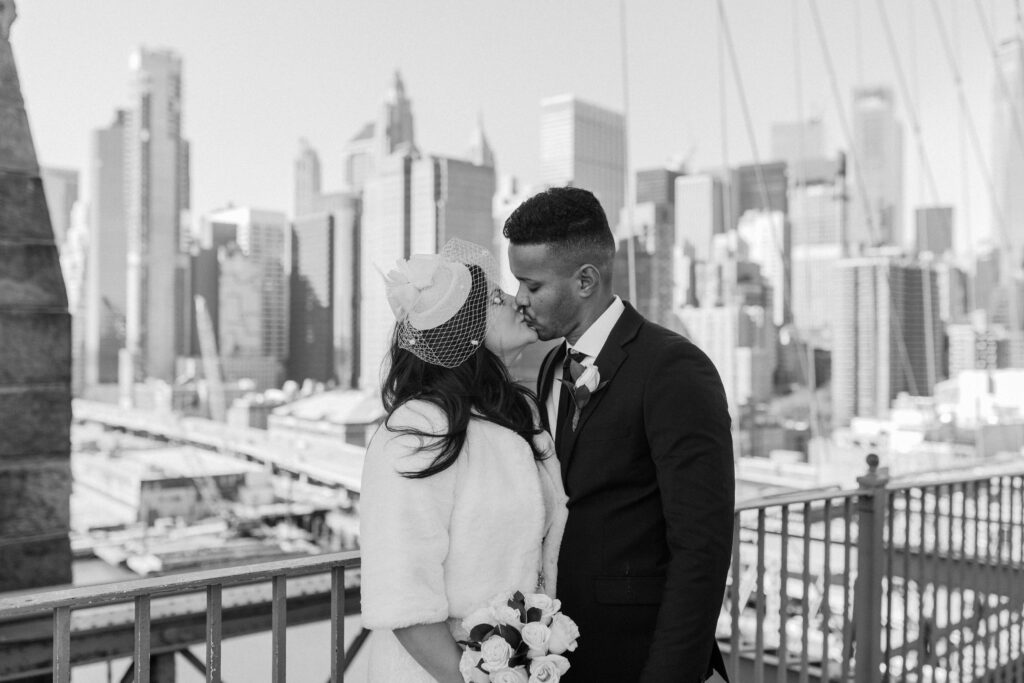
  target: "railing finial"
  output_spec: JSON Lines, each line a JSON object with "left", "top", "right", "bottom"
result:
{"left": 857, "top": 452, "right": 888, "bottom": 488}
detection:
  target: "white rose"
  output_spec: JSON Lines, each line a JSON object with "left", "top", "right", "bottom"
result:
{"left": 520, "top": 622, "right": 551, "bottom": 657}
{"left": 488, "top": 591, "right": 516, "bottom": 613}
{"left": 461, "top": 606, "right": 494, "bottom": 634}
{"left": 480, "top": 634, "right": 514, "bottom": 672}
{"left": 490, "top": 667, "right": 529, "bottom": 683}
{"left": 493, "top": 604, "right": 524, "bottom": 629}
{"left": 524, "top": 594, "right": 561, "bottom": 625}
{"left": 575, "top": 364, "right": 600, "bottom": 392}
{"left": 459, "top": 649, "right": 490, "bottom": 683}
{"left": 546, "top": 614, "right": 580, "bottom": 655}
{"left": 527, "top": 654, "right": 571, "bottom": 683}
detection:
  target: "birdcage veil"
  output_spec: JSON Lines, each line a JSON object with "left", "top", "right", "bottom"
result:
{"left": 385, "top": 238, "right": 500, "bottom": 369}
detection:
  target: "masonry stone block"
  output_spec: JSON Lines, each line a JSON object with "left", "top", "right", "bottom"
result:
{"left": 0, "top": 387, "right": 70, "bottom": 458}
{"left": 0, "top": 174, "right": 51, "bottom": 239}
{"left": 0, "top": 242, "right": 68, "bottom": 309}
{"left": 0, "top": 311, "right": 70, "bottom": 384}
{"left": 0, "top": 459, "right": 71, "bottom": 536}
{"left": 0, "top": 536, "right": 72, "bottom": 592}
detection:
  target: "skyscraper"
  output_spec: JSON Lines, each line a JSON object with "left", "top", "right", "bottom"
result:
{"left": 540, "top": 95, "right": 625, "bottom": 229}
{"left": 731, "top": 162, "right": 788, "bottom": 220}
{"left": 831, "top": 257, "right": 943, "bottom": 427}
{"left": 40, "top": 166, "right": 78, "bottom": 247}
{"left": 737, "top": 210, "right": 789, "bottom": 327}
{"left": 674, "top": 174, "right": 725, "bottom": 263}
{"left": 122, "top": 47, "right": 191, "bottom": 388}
{"left": 290, "top": 212, "right": 335, "bottom": 384}
{"left": 202, "top": 207, "right": 290, "bottom": 389}
{"left": 790, "top": 177, "right": 843, "bottom": 338}
{"left": 294, "top": 138, "right": 322, "bottom": 218}
{"left": 850, "top": 86, "right": 904, "bottom": 248}
{"left": 83, "top": 110, "right": 128, "bottom": 387}
{"left": 992, "top": 38, "right": 1024, "bottom": 271}
{"left": 466, "top": 114, "right": 495, "bottom": 168}
{"left": 771, "top": 118, "right": 825, "bottom": 170}
{"left": 915, "top": 206, "right": 954, "bottom": 256}
{"left": 377, "top": 70, "right": 416, "bottom": 158}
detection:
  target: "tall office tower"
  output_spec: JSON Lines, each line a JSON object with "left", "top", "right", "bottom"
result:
{"left": 540, "top": 94, "right": 625, "bottom": 230}
{"left": 675, "top": 174, "right": 725, "bottom": 262}
{"left": 790, "top": 176, "right": 843, "bottom": 339}
{"left": 359, "top": 152, "right": 414, "bottom": 390}
{"left": 466, "top": 114, "right": 495, "bottom": 168}
{"left": 771, "top": 118, "right": 825, "bottom": 171}
{"left": 850, "top": 86, "right": 904, "bottom": 248}
{"left": 678, "top": 305, "right": 775, "bottom": 420}
{"left": 731, "top": 161, "right": 788, "bottom": 221}
{"left": 330, "top": 194, "right": 361, "bottom": 388}
{"left": 40, "top": 166, "right": 78, "bottom": 247}
{"left": 409, "top": 155, "right": 495, "bottom": 255}
{"left": 679, "top": 239, "right": 775, "bottom": 419}
{"left": 915, "top": 206, "right": 954, "bottom": 256}
{"left": 493, "top": 175, "right": 540, "bottom": 290}
{"left": 614, "top": 202, "right": 675, "bottom": 325}
{"left": 294, "top": 138, "right": 322, "bottom": 218}
{"left": 62, "top": 202, "right": 90, "bottom": 395}
{"left": 974, "top": 246, "right": 1001, "bottom": 312}
{"left": 377, "top": 70, "right": 416, "bottom": 158}
{"left": 83, "top": 111, "right": 128, "bottom": 386}
{"left": 831, "top": 257, "right": 943, "bottom": 427}
{"left": 358, "top": 153, "right": 496, "bottom": 389}
{"left": 0, "top": 0, "right": 73, "bottom": 590}
{"left": 202, "top": 207, "right": 289, "bottom": 389}
{"left": 122, "top": 47, "right": 191, "bottom": 389}
{"left": 290, "top": 212, "right": 335, "bottom": 384}
{"left": 738, "top": 210, "right": 789, "bottom": 326}
{"left": 947, "top": 312, "right": 1012, "bottom": 378}
{"left": 636, "top": 167, "right": 683, "bottom": 206}
{"left": 992, "top": 38, "right": 1024, "bottom": 271}
{"left": 344, "top": 122, "right": 376, "bottom": 192}
{"left": 934, "top": 260, "right": 969, "bottom": 325}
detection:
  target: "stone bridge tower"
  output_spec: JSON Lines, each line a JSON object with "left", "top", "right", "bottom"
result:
{"left": 0, "top": 0, "right": 74, "bottom": 591}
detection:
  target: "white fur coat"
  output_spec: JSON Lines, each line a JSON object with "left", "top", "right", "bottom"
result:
{"left": 359, "top": 400, "right": 567, "bottom": 634}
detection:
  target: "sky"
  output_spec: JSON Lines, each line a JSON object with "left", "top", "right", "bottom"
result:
{"left": 9, "top": 0, "right": 1020, "bottom": 255}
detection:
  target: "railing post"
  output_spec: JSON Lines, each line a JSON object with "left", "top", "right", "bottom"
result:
{"left": 853, "top": 453, "right": 889, "bottom": 682}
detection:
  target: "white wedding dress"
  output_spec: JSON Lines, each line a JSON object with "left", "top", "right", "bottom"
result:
{"left": 358, "top": 400, "right": 566, "bottom": 682}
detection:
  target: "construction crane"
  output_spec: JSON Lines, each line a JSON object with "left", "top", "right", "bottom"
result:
{"left": 194, "top": 295, "right": 227, "bottom": 422}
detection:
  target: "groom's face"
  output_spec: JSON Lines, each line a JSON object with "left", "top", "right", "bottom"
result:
{"left": 508, "top": 243, "right": 581, "bottom": 342}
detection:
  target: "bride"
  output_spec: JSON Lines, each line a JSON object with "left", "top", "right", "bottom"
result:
{"left": 359, "top": 239, "right": 568, "bottom": 682}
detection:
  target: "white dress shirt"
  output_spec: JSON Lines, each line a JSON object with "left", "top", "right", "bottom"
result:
{"left": 546, "top": 296, "right": 626, "bottom": 439}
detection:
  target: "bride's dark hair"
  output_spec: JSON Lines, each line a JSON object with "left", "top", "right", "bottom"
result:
{"left": 381, "top": 266, "right": 545, "bottom": 479}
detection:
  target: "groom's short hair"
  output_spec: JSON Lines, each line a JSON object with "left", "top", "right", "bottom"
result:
{"left": 503, "top": 186, "right": 615, "bottom": 269}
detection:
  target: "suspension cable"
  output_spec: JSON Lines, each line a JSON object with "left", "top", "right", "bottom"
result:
{"left": 808, "top": 0, "right": 921, "bottom": 398}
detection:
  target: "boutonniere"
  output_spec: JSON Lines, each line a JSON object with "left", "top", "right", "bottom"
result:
{"left": 558, "top": 361, "right": 610, "bottom": 431}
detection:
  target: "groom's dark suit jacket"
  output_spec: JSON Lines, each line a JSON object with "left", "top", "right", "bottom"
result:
{"left": 539, "top": 302, "right": 734, "bottom": 683}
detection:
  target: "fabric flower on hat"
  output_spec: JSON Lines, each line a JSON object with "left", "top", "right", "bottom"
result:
{"left": 384, "top": 254, "right": 444, "bottom": 321}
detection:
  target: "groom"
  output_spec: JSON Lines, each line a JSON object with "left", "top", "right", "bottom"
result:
{"left": 505, "top": 187, "right": 734, "bottom": 682}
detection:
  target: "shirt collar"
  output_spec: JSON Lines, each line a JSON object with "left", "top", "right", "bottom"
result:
{"left": 568, "top": 296, "right": 625, "bottom": 361}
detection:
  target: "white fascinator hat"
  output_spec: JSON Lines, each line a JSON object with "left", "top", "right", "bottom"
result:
{"left": 383, "top": 238, "right": 499, "bottom": 368}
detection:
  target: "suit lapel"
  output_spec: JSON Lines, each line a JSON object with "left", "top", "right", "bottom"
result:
{"left": 537, "top": 344, "right": 565, "bottom": 433}
{"left": 560, "top": 303, "right": 644, "bottom": 479}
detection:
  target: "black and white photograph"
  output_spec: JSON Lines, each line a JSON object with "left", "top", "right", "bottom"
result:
{"left": 2, "top": 1, "right": 1024, "bottom": 681}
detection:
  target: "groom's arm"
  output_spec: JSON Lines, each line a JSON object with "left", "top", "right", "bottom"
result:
{"left": 640, "top": 336, "right": 734, "bottom": 682}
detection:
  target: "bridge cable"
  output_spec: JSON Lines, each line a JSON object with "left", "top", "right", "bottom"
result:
{"left": 807, "top": 0, "right": 922, "bottom": 399}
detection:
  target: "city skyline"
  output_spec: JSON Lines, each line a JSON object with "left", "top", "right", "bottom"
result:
{"left": 12, "top": 0, "right": 1022, "bottom": 255}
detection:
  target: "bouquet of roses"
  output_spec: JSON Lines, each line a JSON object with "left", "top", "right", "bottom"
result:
{"left": 457, "top": 590, "right": 580, "bottom": 683}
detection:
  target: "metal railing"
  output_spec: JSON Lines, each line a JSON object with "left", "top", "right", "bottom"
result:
{"left": 0, "top": 551, "right": 360, "bottom": 683}
{"left": 727, "top": 455, "right": 1024, "bottom": 682}
{"left": 5, "top": 456, "right": 1024, "bottom": 681}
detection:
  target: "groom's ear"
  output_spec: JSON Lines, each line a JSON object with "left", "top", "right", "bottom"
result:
{"left": 577, "top": 264, "right": 601, "bottom": 298}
